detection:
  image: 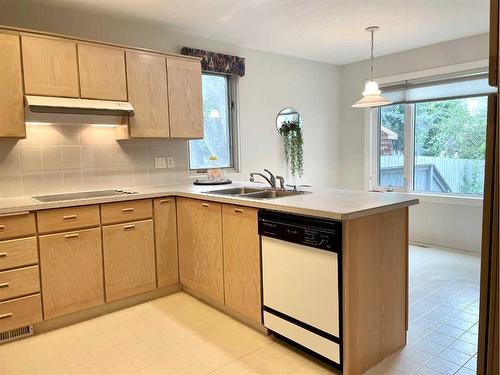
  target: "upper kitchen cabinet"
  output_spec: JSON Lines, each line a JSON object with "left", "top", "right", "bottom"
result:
{"left": 125, "top": 51, "right": 170, "bottom": 137}
{"left": 0, "top": 32, "right": 25, "bottom": 138}
{"left": 167, "top": 58, "right": 204, "bottom": 138}
{"left": 78, "top": 43, "right": 127, "bottom": 101}
{"left": 21, "top": 35, "right": 80, "bottom": 98}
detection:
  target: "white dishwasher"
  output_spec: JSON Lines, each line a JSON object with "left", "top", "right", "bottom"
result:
{"left": 259, "top": 210, "right": 342, "bottom": 368}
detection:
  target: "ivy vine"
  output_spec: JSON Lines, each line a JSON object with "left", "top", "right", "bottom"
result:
{"left": 278, "top": 121, "right": 303, "bottom": 177}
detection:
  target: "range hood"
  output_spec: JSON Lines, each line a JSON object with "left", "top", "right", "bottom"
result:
{"left": 25, "top": 95, "right": 134, "bottom": 116}
{"left": 24, "top": 95, "right": 133, "bottom": 126}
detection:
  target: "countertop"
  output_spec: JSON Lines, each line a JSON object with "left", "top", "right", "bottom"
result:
{"left": 0, "top": 182, "right": 418, "bottom": 221}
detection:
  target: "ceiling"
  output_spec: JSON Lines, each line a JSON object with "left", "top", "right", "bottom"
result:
{"left": 38, "top": 0, "right": 489, "bottom": 65}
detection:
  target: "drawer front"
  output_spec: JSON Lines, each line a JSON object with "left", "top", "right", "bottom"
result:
{"left": 223, "top": 204, "right": 258, "bottom": 220}
{"left": 0, "top": 266, "right": 40, "bottom": 302}
{"left": 101, "top": 199, "right": 152, "bottom": 225}
{"left": 0, "top": 237, "right": 38, "bottom": 271}
{"left": 0, "top": 213, "right": 36, "bottom": 240}
{"left": 0, "top": 294, "right": 42, "bottom": 332}
{"left": 37, "top": 205, "right": 100, "bottom": 234}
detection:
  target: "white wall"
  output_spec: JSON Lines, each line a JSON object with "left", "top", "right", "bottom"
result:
{"left": 0, "top": 1, "right": 487, "bottom": 252}
{"left": 0, "top": 0, "right": 340, "bottom": 194}
{"left": 338, "top": 34, "right": 489, "bottom": 252}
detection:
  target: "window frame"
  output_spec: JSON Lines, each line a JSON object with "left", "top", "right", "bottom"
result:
{"left": 368, "top": 98, "right": 486, "bottom": 206}
{"left": 188, "top": 72, "right": 240, "bottom": 173}
{"left": 365, "top": 60, "right": 489, "bottom": 207}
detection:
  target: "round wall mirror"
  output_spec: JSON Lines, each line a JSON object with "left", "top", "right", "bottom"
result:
{"left": 276, "top": 107, "right": 301, "bottom": 133}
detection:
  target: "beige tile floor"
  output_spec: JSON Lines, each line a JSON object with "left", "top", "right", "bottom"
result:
{"left": 0, "top": 245, "right": 480, "bottom": 375}
{"left": 367, "top": 245, "right": 480, "bottom": 375}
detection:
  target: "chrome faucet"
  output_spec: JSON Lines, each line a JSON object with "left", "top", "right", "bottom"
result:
{"left": 276, "top": 176, "right": 286, "bottom": 190}
{"left": 249, "top": 169, "right": 277, "bottom": 188}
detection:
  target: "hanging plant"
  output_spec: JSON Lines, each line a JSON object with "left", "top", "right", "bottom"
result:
{"left": 278, "top": 121, "right": 303, "bottom": 177}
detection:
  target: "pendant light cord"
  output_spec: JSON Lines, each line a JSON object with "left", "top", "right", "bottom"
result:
{"left": 370, "top": 29, "right": 374, "bottom": 81}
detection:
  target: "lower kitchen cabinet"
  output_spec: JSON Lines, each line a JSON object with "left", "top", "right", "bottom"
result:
{"left": 153, "top": 198, "right": 179, "bottom": 288}
{"left": 222, "top": 205, "right": 262, "bottom": 323}
{"left": 177, "top": 198, "right": 224, "bottom": 304}
{"left": 39, "top": 227, "right": 104, "bottom": 319}
{"left": 0, "top": 294, "right": 42, "bottom": 332}
{"left": 0, "top": 266, "right": 40, "bottom": 302}
{"left": 102, "top": 219, "right": 156, "bottom": 302}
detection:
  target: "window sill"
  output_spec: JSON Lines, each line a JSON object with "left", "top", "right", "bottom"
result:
{"left": 189, "top": 168, "right": 239, "bottom": 179}
{"left": 407, "top": 192, "right": 483, "bottom": 207}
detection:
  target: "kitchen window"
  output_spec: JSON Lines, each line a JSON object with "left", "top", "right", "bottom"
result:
{"left": 371, "top": 70, "right": 495, "bottom": 197}
{"left": 189, "top": 73, "right": 238, "bottom": 171}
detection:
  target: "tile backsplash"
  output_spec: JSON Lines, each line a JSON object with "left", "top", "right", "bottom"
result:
{"left": 0, "top": 124, "right": 190, "bottom": 198}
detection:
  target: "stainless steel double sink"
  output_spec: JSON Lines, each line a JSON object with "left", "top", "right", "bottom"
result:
{"left": 204, "top": 187, "right": 309, "bottom": 199}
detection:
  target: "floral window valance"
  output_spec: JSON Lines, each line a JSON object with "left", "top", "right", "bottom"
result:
{"left": 181, "top": 47, "right": 245, "bottom": 77}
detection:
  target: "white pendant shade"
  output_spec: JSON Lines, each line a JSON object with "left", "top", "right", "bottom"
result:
{"left": 352, "top": 81, "right": 393, "bottom": 108}
{"left": 208, "top": 109, "right": 221, "bottom": 118}
{"left": 352, "top": 26, "right": 393, "bottom": 108}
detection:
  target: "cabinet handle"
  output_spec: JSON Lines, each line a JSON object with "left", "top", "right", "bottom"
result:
{"left": 0, "top": 313, "right": 12, "bottom": 320}
{"left": 0, "top": 252, "right": 6, "bottom": 258}
{"left": 234, "top": 208, "right": 244, "bottom": 214}
{"left": 0, "top": 282, "right": 9, "bottom": 288}
{"left": 201, "top": 203, "right": 210, "bottom": 207}
{"left": 159, "top": 199, "right": 171, "bottom": 204}
{"left": 63, "top": 215, "right": 77, "bottom": 221}
{"left": 64, "top": 233, "right": 79, "bottom": 240}
{"left": 0, "top": 211, "right": 29, "bottom": 218}
{"left": 122, "top": 208, "right": 135, "bottom": 213}
{"left": 0, "top": 225, "right": 5, "bottom": 231}
{"left": 123, "top": 224, "right": 135, "bottom": 230}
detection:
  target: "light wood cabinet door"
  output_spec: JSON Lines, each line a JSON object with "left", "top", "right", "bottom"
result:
{"left": 78, "top": 43, "right": 127, "bottom": 101}
{"left": 102, "top": 220, "right": 156, "bottom": 302}
{"left": 177, "top": 198, "right": 223, "bottom": 303}
{"left": 166, "top": 58, "right": 203, "bottom": 138}
{"left": 222, "top": 205, "right": 261, "bottom": 323}
{"left": 21, "top": 35, "right": 79, "bottom": 97}
{"left": 39, "top": 228, "right": 104, "bottom": 319}
{"left": 126, "top": 51, "right": 170, "bottom": 138}
{"left": 0, "top": 33, "right": 25, "bottom": 138}
{"left": 153, "top": 198, "right": 178, "bottom": 288}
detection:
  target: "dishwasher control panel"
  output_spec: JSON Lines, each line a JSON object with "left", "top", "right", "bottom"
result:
{"left": 258, "top": 210, "right": 342, "bottom": 252}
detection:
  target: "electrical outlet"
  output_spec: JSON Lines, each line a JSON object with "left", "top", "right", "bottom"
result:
{"left": 167, "top": 156, "right": 175, "bottom": 168}
{"left": 154, "top": 157, "right": 167, "bottom": 169}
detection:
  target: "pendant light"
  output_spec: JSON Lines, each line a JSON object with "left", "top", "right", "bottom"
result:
{"left": 352, "top": 26, "right": 393, "bottom": 108}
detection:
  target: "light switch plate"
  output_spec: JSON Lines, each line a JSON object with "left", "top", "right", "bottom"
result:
{"left": 154, "top": 157, "right": 167, "bottom": 169}
{"left": 167, "top": 156, "right": 175, "bottom": 168}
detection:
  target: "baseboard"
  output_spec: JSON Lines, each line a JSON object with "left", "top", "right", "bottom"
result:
{"left": 181, "top": 285, "right": 268, "bottom": 335}
{"left": 31, "top": 283, "right": 267, "bottom": 337}
{"left": 34, "top": 284, "right": 181, "bottom": 333}
{"left": 410, "top": 241, "right": 481, "bottom": 256}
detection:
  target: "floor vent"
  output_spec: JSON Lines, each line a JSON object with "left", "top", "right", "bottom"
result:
{"left": 0, "top": 325, "right": 33, "bottom": 344}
